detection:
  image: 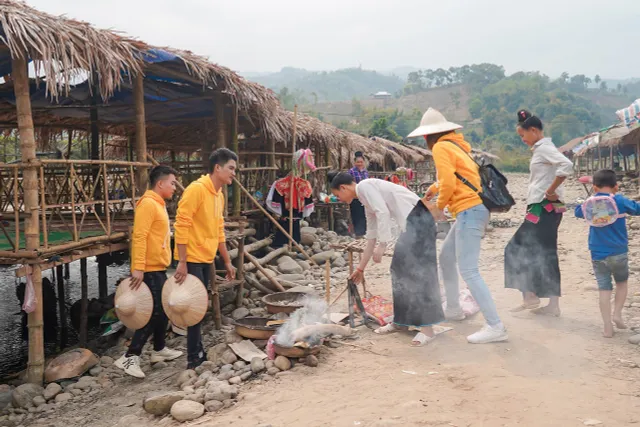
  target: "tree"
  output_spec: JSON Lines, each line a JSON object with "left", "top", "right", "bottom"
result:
{"left": 594, "top": 75, "right": 601, "bottom": 85}
{"left": 617, "top": 83, "right": 623, "bottom": 93}
{"left": 450, "top": 91, "right": 462, "bottom": 108}
{"left": 369, "top": 117, "right": 401, "bottom": 142}
{"left": 469, "top": 97, "right": 483, "bottom": 119}
{"left": 600, "top": 81, "right": 608, "bottom": 91}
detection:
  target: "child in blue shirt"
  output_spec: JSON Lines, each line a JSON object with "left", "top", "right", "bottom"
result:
{"left": 575, "top": 169, "right": 640, "bottom": 338}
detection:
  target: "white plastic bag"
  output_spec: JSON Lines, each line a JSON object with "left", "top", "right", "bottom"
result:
{"left": 22, "top": 267, "right": 37, "bottom": 313}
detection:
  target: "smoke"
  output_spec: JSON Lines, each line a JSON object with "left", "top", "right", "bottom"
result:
{"left": 274, "top": 297, "right": 328, "bottom": 348}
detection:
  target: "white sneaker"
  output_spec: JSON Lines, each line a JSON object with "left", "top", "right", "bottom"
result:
{"left": 467, "top": 324, "right": 508, "bottom": 344}
{"left": 122, "top": 355, "right": 145, "bottom": 378}
{"left": 445, "top": 307, "right": 466, "bottom": 321}
{"left": 114, "top": 354, "right": 127, "bottom": 370}
{"left": 151, "top": 347, "right": 183, "bottom": 363}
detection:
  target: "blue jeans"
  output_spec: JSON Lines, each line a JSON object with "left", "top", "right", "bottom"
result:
{"left": 440, "top": 204, "right": 502, "bottom": 326}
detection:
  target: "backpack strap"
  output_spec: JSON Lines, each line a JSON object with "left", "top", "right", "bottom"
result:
{"left": 443, "top": 140, "right": 481, "bottom": 194}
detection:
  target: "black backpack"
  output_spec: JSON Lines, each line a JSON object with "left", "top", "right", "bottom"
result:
{"left": 446, "top": 141, "right": 515, "bottom": 213}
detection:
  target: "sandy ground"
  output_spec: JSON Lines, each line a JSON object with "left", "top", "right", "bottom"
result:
{"left": 32, "top": 174, "right": 640, "bottom": 427}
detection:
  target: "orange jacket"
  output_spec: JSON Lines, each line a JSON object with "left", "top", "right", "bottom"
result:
{"left": 131, "top": 190, "right": 171, "bottom": 272}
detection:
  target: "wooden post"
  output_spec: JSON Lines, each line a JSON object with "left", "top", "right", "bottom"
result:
{"left": 289, "top": 105, "right": 298, "bottom": 251}
{"left": 56, "top": 265, "right": 67, "bottom": 349}
{"left": 13, "top": 54, "right": 44, "bottom": 384}
{"left": 215, "top": 95, "right": 227, "bottom": 149}
{"left": 79, "top": 258, "right": 88, "bottom": 346}
{"left": 231, "top": 108, "right": 241, "bottom": 216}
{"left": 102, "top": 165, "right": 111, "bottom": 235}
{"left": 98, "top": 254, "right": 108, "bottom": 299}
{"left": 267, "top": 138, "right": 276, "bottom": 183}
{"left": 235, "top": 219, "right": 246, "bottom": 307}
{"left": 134, "top": 73, "right": 148, "bottom": 194}
{"left": 13, "top": 167, "right": 19, "bottom": 251}
{"left": 64, "top": 263, "right": 70, "bottom": 280}
{"left": 211, "top": 262, "right": 221, "bottom": 329}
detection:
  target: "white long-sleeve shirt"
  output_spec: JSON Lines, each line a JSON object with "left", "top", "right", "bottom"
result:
{"left": 527, "top": 137, "right": 574, "bottom": 205}
{"left": 355, "top": 179, "right": 420, "bottom": 243}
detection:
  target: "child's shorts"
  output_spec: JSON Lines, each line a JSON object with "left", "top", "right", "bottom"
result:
{"left": 592, "top": 253, "right": 629, "bottom": 291}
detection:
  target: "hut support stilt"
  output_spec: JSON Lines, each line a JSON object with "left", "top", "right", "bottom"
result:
{"left": 231, "top": 108, "right": 241, "bottom": 216}
{"left": 98, "top": 254, "right": 108, "bottom": 298}
{"left": 56, "top": 265, "right": 67, "bottom": 349}
{"left": 235, "top": 220, "right": 245, "bottom": 308}
{"left": 13, "top": 55, "right": 44, "bottom": 385}
{"left": 79, "top": 258, "right": 88, "bottom": 347}
{"left": 134, "top": 73, "right": 148, "bottom": 194}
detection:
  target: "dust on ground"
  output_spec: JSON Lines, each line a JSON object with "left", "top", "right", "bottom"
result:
{"left": 32, "top": 174, "right": 640, "bottom": 427}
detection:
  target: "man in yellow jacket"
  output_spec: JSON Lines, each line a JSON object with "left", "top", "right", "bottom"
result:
{"left": 115, "top": 165, "right": 183, "bottom": 378}
{"left": 410, "top": 108, "right": 507, "bottom": 345}
{"left": 173, "top": 148, "right": 237, "bottom": 369}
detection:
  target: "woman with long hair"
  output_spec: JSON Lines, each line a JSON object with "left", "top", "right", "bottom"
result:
{"left": 504, "top": 110, "right": 573, "bottom": 316}
{"left": 348, "top": 152, "right": 368, "bottom": 237}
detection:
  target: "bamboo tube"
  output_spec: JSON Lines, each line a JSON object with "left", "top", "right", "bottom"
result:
{"left": 39, "top": 159, "right": 150, "bottom": 167}
{"left": 325, "top": 261, "right": 331, "bottom": 304}
{"left": 243, "top": 250, "right": 285, "bottom": 292}
{"left": 233, "top": 177, "right": 317, "bottom": 266}
{"left": 39, "top": 166, "right": 48, "bottom": 248}
{"left": 14, "top": 54, "right": 44, "bottom": 385}
{"left": 235, "top": 220, "right": 246, "bottom": 307}
{"left": 130, "top": 164, "right": 136, "bottom": 212}
{"left": 39, "top": 232, "right": 127, "bottom": 256}
{"left": 70, "top": 164, "right": 78, "bottom": 241}
{"left": 289, "top": 105, "right": 297, "bottom": 251}
{"left": 13, "top": 167, "right": 19, "bottom": 251}
{"left": 101, "top": 165, "right": 111, "bottom": 235}
{"left": 134, "top": 73, "right": 149, "bottom": 193}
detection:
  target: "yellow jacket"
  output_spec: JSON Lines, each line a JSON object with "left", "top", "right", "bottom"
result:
{"left": 174, "top": 175, "right": 226, "bottom": 264}
{"left": 429, "top": 132, "right": 483, "bottom": 215}
{"left": 131, "top": 190, "right": 171, "bottom": 272}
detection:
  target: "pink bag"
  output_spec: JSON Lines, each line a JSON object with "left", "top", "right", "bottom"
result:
{"left": 22, "top": 267, "right": 37, "bottom": 314}
{"left": 441, "top": 288, "right": 480, "bottom": 317}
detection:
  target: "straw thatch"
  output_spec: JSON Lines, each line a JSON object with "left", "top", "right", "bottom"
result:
{"left": 557, "top": 136, "right": 585, "bottom": 154}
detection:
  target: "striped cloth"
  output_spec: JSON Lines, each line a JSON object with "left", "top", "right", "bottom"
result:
{"left": 616, "top": 99, "right": 640, "bottom": 128}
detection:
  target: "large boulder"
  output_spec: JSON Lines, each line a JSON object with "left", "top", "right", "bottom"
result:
{"left": 11, "top": 383, "right": 44, "bottom": 409}
{"left": 300, "top": 230, "right": 317, "bottom": 246}
{"left": 43, "top": 383, "right": 62, "bottom": 401}
{"left": 171, "top": 400, "right": 205, "bottom": 422}
{"left": 231, "top": 307, "right": 250, "bottom": 321}
{"left": 143, "top": 391, "right": 185, "bottom": 416}
{"left": 277, "top": 256, "right": 304, "bottom": 275}
{"left": 44, "top": 349, "right": 99, "bottom": 383}
{"left": 206, "top": 343, "right": 230, "bottom": 366}
{"left": 311, "top": 250, "right": 335, "bottom": 265}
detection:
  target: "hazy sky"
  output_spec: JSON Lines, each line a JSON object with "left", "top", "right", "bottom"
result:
{"left": 27, "top": 0, "right": 640, "bottom": 79}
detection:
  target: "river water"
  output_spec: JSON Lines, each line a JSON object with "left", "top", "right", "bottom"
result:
{"left": 0, "top": 257, "right": 131, "bottom": 378}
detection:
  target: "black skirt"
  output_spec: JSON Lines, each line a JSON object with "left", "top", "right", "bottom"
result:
{"left": 504, "top": 210, "right": 563, "bottom": 297}
{"left": 389, "top": 202, "right": 444, "bottom": 327}
{"left": 350, "top": 199, "right": 367, "bottom": 237}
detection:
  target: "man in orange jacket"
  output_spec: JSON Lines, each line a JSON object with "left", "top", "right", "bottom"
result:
{"left": 174, "top": 148, "right": 237, "bottom": 369}
{"left": 115, "top": 165, "right": 183, "bottom": 378}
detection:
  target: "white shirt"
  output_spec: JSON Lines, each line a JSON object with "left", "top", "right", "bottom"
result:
{"left": 355, "top": 179, "right": 420, "bottom": 243}
{"left": 528, "top": 137, "right": 573, "bottom": 204}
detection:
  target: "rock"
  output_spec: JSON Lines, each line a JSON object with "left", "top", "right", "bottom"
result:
{"left": 43, "top": 383, "right": 62, "bottom": 401}
{"left": 11, "top": 384, "right": 44, "bottom": 409}
{"left": 100, "top": 356, "right": 114, "bottom": 367}
{"left": 304, "top": 355, "right": 319, "bottom": 367}
{"left": 240, "top": 371, "right": 252, "bottom": 381}
{"left": 70, "top": 389, "right": 83, "bottom": 396}
{"left": 225, "top": 330, "right": 244, "bottom": 344}
{"left": 32, "top": 396, "right": 46, "bottom": 407}
{"left": 278, "top": 258, "right": 304, "bottom": 274}
{"left": 170, "top": 400, "right": 205, "bottom": 422}
{"left": 332, "top": 257, "right": 346, "bottom": 268}
{"left": 54, "top": 393, "right": 72, "bottom": 403}
{"left": 228, "top": 376, "right": 242, "bottom": 385}
{"left": 89, "top": 366, "right": 103, "bottom": 376}
{"left": 274, "top": 356, "right": 291, "bottom": 371}
{"left": 300, "top": 232, "right": 317, "bottom": 246}
{"left": 143, "top": 392, "right": 185, "bottom": 416}
{"left": 300, "top": 227, "right": 317, "bottom": 235}
{"left": 0, "top": 386, "right": 12, "bottom": 410}
{"left": 153, "top": 361, "right": 169, "bottom": 370}
{"left": 250, "top": 357, "right": 265, "bottom": 373}
{"left": 207, "top": 344, "right": 230, "bottom": 366}
{"left": 204, "top": 390, "right": 230, "bottom": 402}
{"left": 233, "top": 361, "right": 247, "bottom": 370}
{"left": 277, "top": 274, "right": 306, "bottom": 282}
{"left": 629, "top": 334, "right": 640, "bottom": 345}
{"left": 582, "top": 420, "right": 603, "bottom": 426}
{"left": 631, "top": 223, "right": 640, "bottom": 231}
{"left": 265, "top": 360, "right": 275, "bottom": 370}
{"left": 231, "top": 307, "right": 250, "bottom": 321}
{"left": 249, "top": 308, "right": 267, "bottom": 316}
{"left": 204, "top": 400, "right": 224, "bottom": 413}
{"left": 297, "top": 260, "right": 311, "bottom": 272}
{"left": 175, "top": 370, "right": 197, "bottom": 387}
{"left": 311, "top": 250, "right": 335, "bottom": 265}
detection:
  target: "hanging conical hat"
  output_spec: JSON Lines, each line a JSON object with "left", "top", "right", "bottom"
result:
{"left": 114, "top": 278, "right": 153, "bottom": 330}
{"left": 162, "top": 274, "right": 208, "bottom": 327}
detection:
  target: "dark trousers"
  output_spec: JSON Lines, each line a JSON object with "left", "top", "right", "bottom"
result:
{"left": 126, "top": 271, "right": 169, "bottom": 356}
{"left": 186, "top": 262, "right": 211, "bottom": 368}
{"left": 350, "top": 199, "right": 367, "bottom": 237}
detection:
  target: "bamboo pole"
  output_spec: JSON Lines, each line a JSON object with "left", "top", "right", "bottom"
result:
{"left": 289, "top": 105, "right": 297, "bottom": 251}
{"left": 101, "top": 165, "right": 111, "bottom": 235}
{"left": 39, "top": 166, "right": 48, "bottom": 248}
{"left": 13, "top": 167, "right": 19, "bottom": 251}
{"left": 134, "top": 73, "right": 149, "bottom": 194}
{"left": 13, "top": 54, "right": 44, "bottom": 384}
{"left": 231, "top": 108, "right": 241, "bottom": 216}
{"left": 70, "top": 164, "right": 78, "bottom": 241}
{"left": 211, "top": 263, "right": 221, "bottom": 329}
{"left": 267, "top": 138, "right": 276, "bottom": 183}
{"left": 235, "top": 220, "right": 246, "bottom": 306}
{"left": 243, "top": 250, "right": 286, "bottom": 292}
{"left": 40, "top": 159, "right": 151, "bottom": 167}
{"left": 233, "top": 177, "right": 317, "bottom": 266}
{"left": 130, "top": 164, "right": 136, "bottom": 212}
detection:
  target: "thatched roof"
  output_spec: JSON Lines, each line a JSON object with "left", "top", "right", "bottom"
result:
{"left": 557, "top": 136, "right": 585, "bottom": 154}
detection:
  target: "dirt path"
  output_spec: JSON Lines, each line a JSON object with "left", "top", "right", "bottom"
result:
{"left": 191, "top": 175, "right": 640, "bottom": 427}
{"left": 28, "top": 174, "right": 640, "bottom": 427}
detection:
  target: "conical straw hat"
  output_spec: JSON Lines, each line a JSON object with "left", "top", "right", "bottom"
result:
{"left": 407, "top": 108, "right": 462, "bottom": 138}
{"left": 114, "top": 278, "right": 153, "bottom": 330}
{"left": 162, "top": 274, "right": 208, "bottom": 328}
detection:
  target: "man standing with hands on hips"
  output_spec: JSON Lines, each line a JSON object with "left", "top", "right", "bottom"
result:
{"left": 173, "top": 148, "right": 237, "bottom": 369}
